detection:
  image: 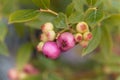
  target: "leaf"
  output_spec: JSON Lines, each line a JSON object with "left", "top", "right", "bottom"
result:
{"left": 53, "top": 13, "right": 67, "bottom": 29}
{"left": 68, "top": 11, "right": 84, "bottom": 24}
{"left": 103, "top": 14, "right": 120, "bottom": 26}
{"left": 25, "top": 12, "right": 56, "bottom": 29}
{"left": 72, "top": 0, "right": 85, "bottom": 12}
{"left": 16, "top": 43, "right": 33, "bottom": 70}
{"left": 38, "top": 55, "right": 56, "bottom": 70}
{"left": 47, "top": 73, "right": 64, "bottom": 80}
{"left": 14, "top": 23, "right": 25, "bottom": 37}
{"left": 86, "top": 0, "right": 98, "bottom": 6}
{"left": 66, "top": 3, "right": 74, "bottom": 17}
{"left": 82, "top": 26, "right": 102, "bottom": 56}
{"left": 23, "top": 75, "right": 41, "bottom": 80}
{"left": 0, "top": 20, "right": 8, "bottom": 42}
{"left": 9, "top": 9, "right": 39, "bottom": 24}
{"left": 100, "top": 26, "right": 113, "bottom": 59}
{"left": 84, "top": 8, "right": 104, "bottom": 28}
{"left": 0, "top": 41, "right": 9, "bottom": 56}
{"left": 32, "top": 0, "right": 50, "bottom": 9}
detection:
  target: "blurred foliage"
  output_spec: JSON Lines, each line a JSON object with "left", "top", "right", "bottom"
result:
{"left": 0, "top": 0, "right": 120, "bottom": 80}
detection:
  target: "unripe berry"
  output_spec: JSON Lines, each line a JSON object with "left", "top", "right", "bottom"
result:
{"left": 8, "top": 68, "right": 19, "bottom": 80}
{"left": 19, "top": 72, "right": 27, "bottom": 80}
{"left": 37, "top": 42, "right": 44, "bottom": 52}
{"left": 46, "top": 30, "right": 56, "bottom": 41}
{"left": 57, "top": 32, "right": 75, "bottom": 51}
{"left": 74, "top": 33, "right": 82, "bottom": 42}
{"left": 41, "top": 22, "right": 54, "bottom": 33}
{"left": 40, "top": 33, "right": 48, "bottom": 42}
{"left": 76, "top": 22, "right": 89, "bottom": 33}
{"left": 83, "top": 32, "right": 93, "bottom": 41}
{"left": 79, "top": 40, "right": 89, "bottom": 48}
{"left": 42, "top": 41, "right": 61, "bottom": 59}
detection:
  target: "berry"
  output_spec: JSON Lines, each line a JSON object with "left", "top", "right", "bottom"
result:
{"left": 74, "top": 33, "right": 83, "bottom": 42}
{"left": 19, "top": 72, "right": 27, "bottom": 80}
{"left": 23, "top": 64, "right": 39, "bottom": 75}
{"left": 42, "top": 41, "right": 61, "bottom": 59}
{"left": 8, "top": 68, "right": 19, "bottom": 80}
{"left": 76, "top": 22, "right": 89, "bottom": 33}
{"left": 40, "top": 33, "right": 48, "bottom": 42}
{"left": 79, "top": 40, "right": 89, "bottom": 48}
{"left": 46, "top": 30, "right": 56, "bottom": 41}
{"left": 83, "top": 32, "right": 93, "bottom": 41}
{"left": 37, "top": 42, "right": 44, "bottom": 52}
{"left": 41, "top": 22, "right": 54, "bottom": 33}
{"left": 57, "top": 32, "right": 75, "bottom": 51}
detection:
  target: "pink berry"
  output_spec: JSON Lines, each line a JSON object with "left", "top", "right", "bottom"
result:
{"left": 41, "top": 22, "right": 54, "bottom": 33}
{"left": 8, "top": 68, "right": 19, "bottom": 80}
{"left": 46, "top": 30, "right": 56, "bottom": 41}
{"left": 23, "top": 64, "right": 39, "bottom": 75}
{"left": 83, "top": 32, "right": 93, "bottom": 41}
{"left": 37, "top": 42, "right": 44, "bottom": 52}
{"left": 76, "top": 22, "right": 89, "bottom": 33}
{"left": 74, "top": 33, "right": 83, "bottom": 42}
{"left": 57, "top": 32, "right": 75, "bottom": 51}
{"left": 42, "top": 41, "right": 61, "bottom": 59}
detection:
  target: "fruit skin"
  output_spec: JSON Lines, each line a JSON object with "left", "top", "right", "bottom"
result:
{"left": 37, "top": 42, "right": 44, "bottom": 52}
{"left": 83, "top": 32, "right": 93, "bottom": 41}
{"left": 46, "top": 30, "right": 56, "bottom": 41}
{"left": 76, "top": 22, "right": 89, "bottom": 33}
{"left": 41, "top": 22, "right": 54, "bottom": 33}
{"left": 23, "top": 64, "right": 39, "bottom": 75}
{"left": 8, "top": 68, "right": 19, "bottom": 80}
{"left": 40, "top": 33, "right": 48, "bottom": 42}
{"left": 42, "top": 41, "right": 61, "bottom": 59}
{"left": 74, "top": 33, "right": 83, "bottom": 42}
{"left": 57, "top": 32, "right": 75, "bottom": 51}
{"left": 79, "top": 40, "right": 89, "bottom": 48}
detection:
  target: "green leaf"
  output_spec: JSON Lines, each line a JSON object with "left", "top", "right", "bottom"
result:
{"left": 42, "top": 72, "right": 63, "bottom": 80}
{"left": 25, "top": 12, "right": 56, "bottom": 29}
{"left": 86, "top": 0, "right": 98, "bottom": 6}
{"left": 9, "top": 9, "right": 39, "bottom": 24}
{"left": 82, "top": 26, "right": 102, "bottom": 56}
{"left": 38, "top": 55, "right": 56, "bottom": 70}
{"left": 32, "top": 0, "right": 50, "bottom": 9}
{"left": 47, "top": 73, "right": 63, "bottom": 80}
{"left": 0, "top": 41, "right": 9, "bottom": 56}
{"left": 103, "top": 14, "right": 120, "bottom": 26}
{"left": 53, "top": 13, "right": 67, "bottom": 29}
{"left": 16, "top": 43, "right": 33, "bottom": 70}
{"left": 14, "top": 23, "right": 25, "bottom": 37}
{"left": 0, "top": 20, "right": 8, "bottom": 42}
{"left": 68, "top": 11, "right": 84, "bottom": 24}
{"left": 84, "top": 8, "right": 104, "bottom": 28}
{"left": 100, "top": 26, "right": 113, "bottom": 58}
{"left": 66, "top": 3, "right": 74, "bottom": 17}
{"left": 72, "top": 0, "right": 85, "bottom": 12}
{"left": 23, "top": 75, "right": 41, "bottom": 80}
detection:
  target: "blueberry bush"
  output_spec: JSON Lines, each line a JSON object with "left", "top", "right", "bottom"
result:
{"left": 1, "top": 0, "right": 120, "bottom": 80}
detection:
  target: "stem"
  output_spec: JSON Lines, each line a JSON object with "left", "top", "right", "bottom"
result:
{"left": 40, "top": 9, "right": 58, "bottom": 16}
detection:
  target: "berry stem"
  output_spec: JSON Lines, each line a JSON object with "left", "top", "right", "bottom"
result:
{"left": 40, "top": 9, "right": 58, "bottom": 16}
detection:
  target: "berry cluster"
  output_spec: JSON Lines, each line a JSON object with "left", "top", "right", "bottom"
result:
{"left": 8, "top": 64, "right": 39, "bottom": 80}
{"left": 37, "top": 22, "right": 92, "bottom": 59}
